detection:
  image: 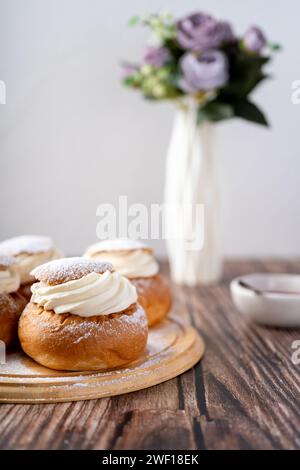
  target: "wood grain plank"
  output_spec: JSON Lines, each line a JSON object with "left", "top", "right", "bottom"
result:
{"left": 114, "top": 410, "right": 196, "bottom": 450}
{"left": 185, "top": 260, "right": 300, "bottom": 450}
{"left": 1, "top": 260, "right": 300, "bottom": 450}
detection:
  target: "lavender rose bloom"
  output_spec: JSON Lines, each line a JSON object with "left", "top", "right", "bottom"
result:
{"left": 144, "top": 46, "right": 171, "bottom": 67}
{"left": 177, "top": 12, "right": 234, "bottom": 51}
{"left": 179, "top": 50, "right": 229, "bottom": 92}
{"left": 243, "top": 26, "right": 266, "bottom": 53}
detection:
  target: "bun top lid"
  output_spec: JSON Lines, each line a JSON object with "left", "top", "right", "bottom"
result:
{"left": 31, "top": 257, "right": 113, "bottom": 285}
{"left": 85, "top": 238, "right": 152, "bottom": 256}
{"left": 0, "top": 235, "right": 54, "bottom": 256}
{"left": 0, "top": 255, "right": 17, "bottom": 270}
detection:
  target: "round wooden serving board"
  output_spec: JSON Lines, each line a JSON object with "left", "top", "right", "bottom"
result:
{"left": 0, "top": 315, "right": 204, "bottom": 403}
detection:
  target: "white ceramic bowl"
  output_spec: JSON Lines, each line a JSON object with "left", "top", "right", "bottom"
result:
{"left": 230, "top": 273, "right": 300, "bottom": 327}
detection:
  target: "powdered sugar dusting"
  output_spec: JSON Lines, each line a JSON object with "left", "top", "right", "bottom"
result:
{"left": 45, "top": 305, "right": 147, "bottom": 344}
{"left": 0, "top": 255, "right": 17, "bottom": 269}
{"left": 121, "top": 305, "right": 147, "bottom": 327}
{"left": 86, "top": 238, "right": 152, "bottom": 255}
{"left": 0, "top": 235, "right": 53, "bottom": 256}
{"left": 31, "top": 257, "right": 114, "bottom": 284}
{"left": 0, "top": 315, "right": 184, "bottom": 393}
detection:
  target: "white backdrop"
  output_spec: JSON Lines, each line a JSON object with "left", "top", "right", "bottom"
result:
{"left": 0, "top": 0, "right": 299, "bottom": 257}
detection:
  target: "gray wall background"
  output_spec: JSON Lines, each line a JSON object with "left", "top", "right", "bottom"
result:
{"left": 0, "top": 0, "right": 299, "bottom": 256}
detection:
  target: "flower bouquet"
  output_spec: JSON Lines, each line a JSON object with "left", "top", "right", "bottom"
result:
{"left": 122, "top": 11, "right": 279, "bottom": 285}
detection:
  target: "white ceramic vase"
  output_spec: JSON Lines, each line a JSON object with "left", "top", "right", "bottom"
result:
{"left": 164, "top": 103, "right": 222, "bottom": 286}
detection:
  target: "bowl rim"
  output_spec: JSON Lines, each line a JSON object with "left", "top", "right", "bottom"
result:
{"left": 230, "top": 273, "right": 300, "bottom": 299}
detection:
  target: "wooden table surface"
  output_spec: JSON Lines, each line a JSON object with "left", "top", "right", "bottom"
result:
{"left": 1, "top": 260, "right": 300, "bottom": 450}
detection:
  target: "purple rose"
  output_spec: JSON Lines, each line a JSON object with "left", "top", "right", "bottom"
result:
{"left": 144, "top": 46, "right": 171, "bottom": 67}
{"left": 243, "top": 26, "right": 266, "bottom": 53}
{"left": 177, "top": 12, "right": 234, "bottom": 51}
{"left": 179, "top": 50, "right": 229, "bottom": 92}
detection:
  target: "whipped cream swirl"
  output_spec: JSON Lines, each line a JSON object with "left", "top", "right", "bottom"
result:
{"left": 31, "top": 270, "right": 137, "bottom": 317}
{"left": 0, "top": 268, "right": 20, "bottom": 294}
{"left": 87, "top": 250, "right": 159, "bottom": 279}
{"left": 16, "top": 248, "right": 63, "bottom": 284}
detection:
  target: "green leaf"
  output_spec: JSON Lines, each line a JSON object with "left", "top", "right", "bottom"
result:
{"left": 123, "top": 77, "right": 135, "bottom": 86}
{"left": 128, "top": 16, "right": 140, "bottom": 27}
{"left": 198, "top": 102, "right": 234, "bottom": 124}
{"left": 197, "top": 98, "right": 269, "bottom": 127}
{"left": 269, "top": 42, "right": 282, "bottom": 51}
{"left": 233, "top": 100, "right": 269, "bottom": 126}
{"left": 222, "top": 52, "right": 270, "bottom": 98}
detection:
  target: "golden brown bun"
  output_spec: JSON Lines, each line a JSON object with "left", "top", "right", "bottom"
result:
{"left": 18, "top": 282, "right": 32, "bottom": 301}
{"left": 0, "top": 292, "right": 26, "bottom": 348}
{"left": 18, "top": 302, "right": 148, "bottom": 371}
{"left": 131, "top": 275, "right": 172, "bottom": 326}
{"left": 11, "top": 290, "right": 28, "bottom": 312}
